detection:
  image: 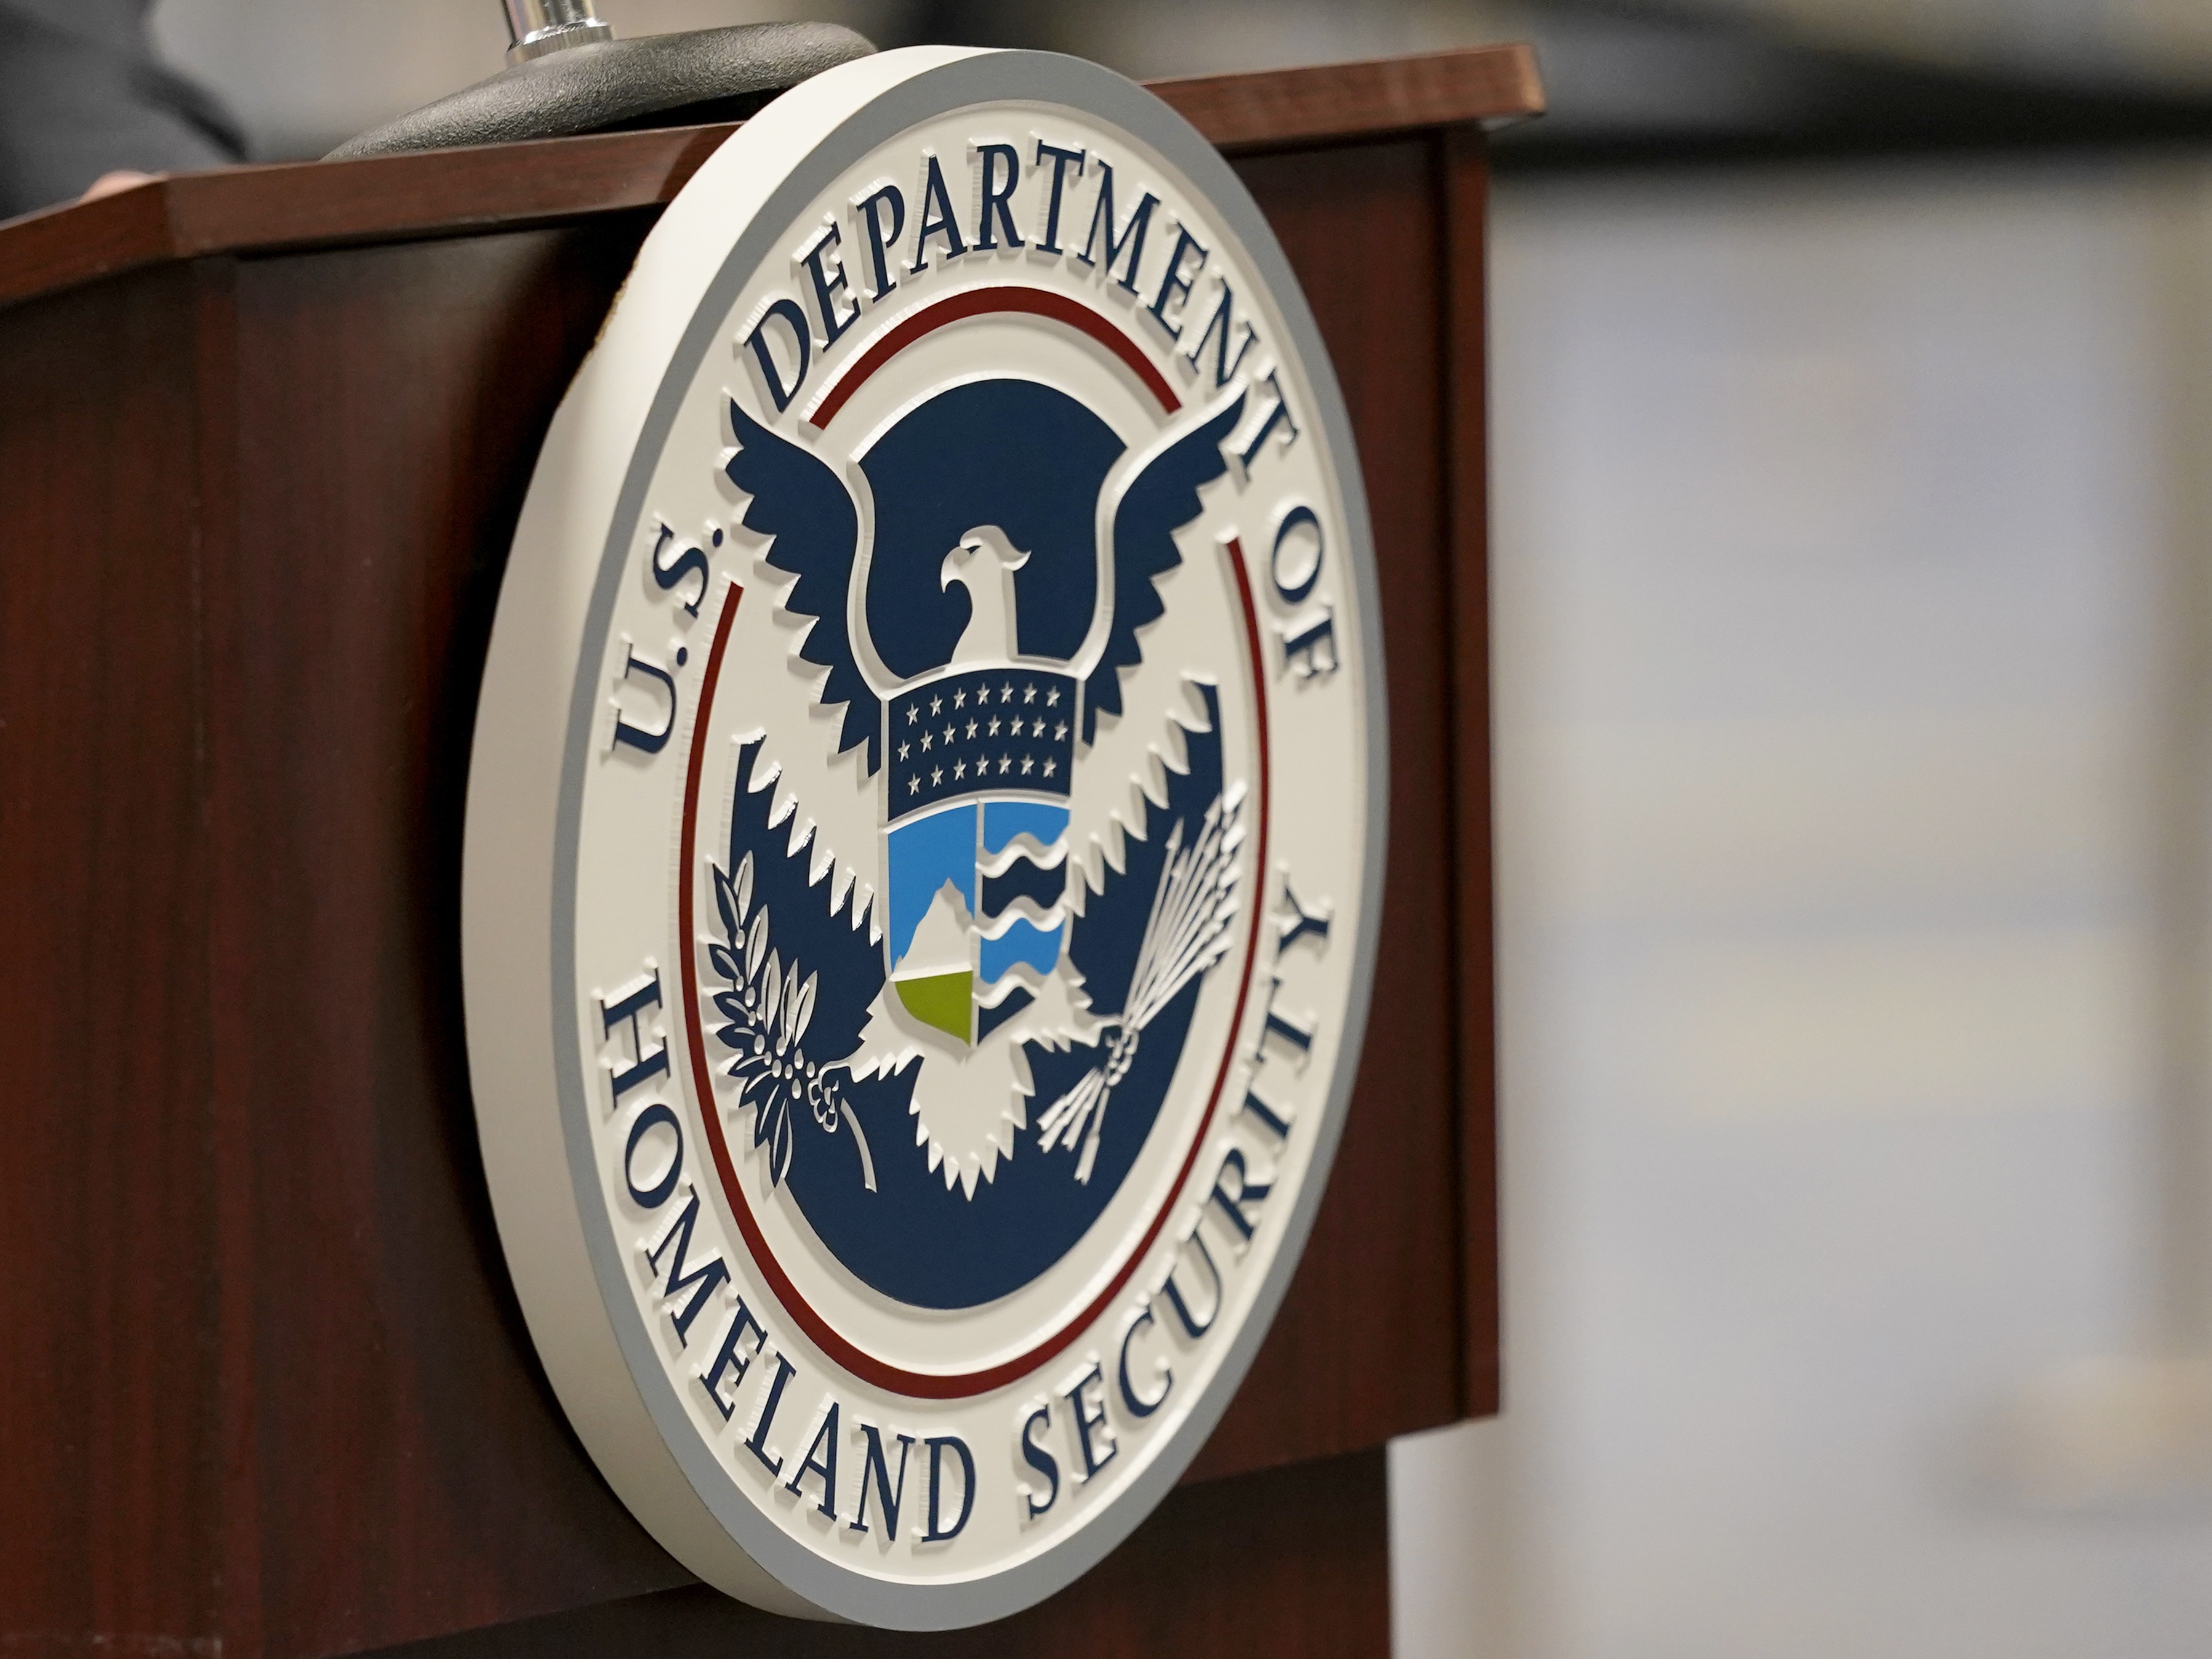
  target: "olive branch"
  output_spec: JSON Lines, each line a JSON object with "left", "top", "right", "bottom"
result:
{"left": 705, "top": 850, "right": 873, "bottom": 1190}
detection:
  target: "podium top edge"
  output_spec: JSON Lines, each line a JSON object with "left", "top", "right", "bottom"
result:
{"left": 1149, "top": 42, "right": 1544, "bottom": 150}
{"left": 0, "top": 43, "right": 1541, "bottom": 316}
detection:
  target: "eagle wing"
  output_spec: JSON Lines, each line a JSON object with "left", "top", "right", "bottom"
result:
{"left": 724, "top": 400, "right": 881, "bottom": 773}
{"left": 1081, "top": 389, "right": 1247, "bottom": 746}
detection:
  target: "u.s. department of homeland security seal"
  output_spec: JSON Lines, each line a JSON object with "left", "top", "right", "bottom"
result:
{"left": 462, "top": 46, "right": 1385, "bottom": 1628}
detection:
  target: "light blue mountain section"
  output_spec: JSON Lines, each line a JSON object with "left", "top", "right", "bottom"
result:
{"left": 983, "top": 801, "right": 1068, "bottom": 857}
{"left": 887, "top": 803, "right": 976, "bottom": 968}
{"left": 979, "top": 917, "right": 1065, "bottom": 986}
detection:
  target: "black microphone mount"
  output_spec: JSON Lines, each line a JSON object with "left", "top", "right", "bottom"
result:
{"left": 327, "top": 1, "right": 872, "bottom": 160}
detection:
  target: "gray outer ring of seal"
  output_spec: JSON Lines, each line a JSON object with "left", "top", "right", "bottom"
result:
{"left": 540, "top": 49, "right": 1391, "bottom": 1629}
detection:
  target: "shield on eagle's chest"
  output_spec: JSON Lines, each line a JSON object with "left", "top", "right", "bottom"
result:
{"left": 883, "top": 667, "right": 1077, "bottom": 1045}
{"left": 860, "top": 377, "right": 1123, "bottom": 1049}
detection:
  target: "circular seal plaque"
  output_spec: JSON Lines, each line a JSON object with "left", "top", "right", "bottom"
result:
{"left": 462, "top": 46, "right": 1385, "bottom": 1628}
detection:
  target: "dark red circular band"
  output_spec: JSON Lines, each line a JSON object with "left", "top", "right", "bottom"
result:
{"left": 677, "top": 294, "right": 1270, "bottom": 1398}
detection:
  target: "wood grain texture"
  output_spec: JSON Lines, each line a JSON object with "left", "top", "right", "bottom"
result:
{"left": 1152, "top": 44, "right": 1545, "bottom": 152}
{"left": 207, "top": 227, "right": 693, "bottom": 1659}
{"left": 0, "top": 263, "right": 225, "bottom": 1659}
{"left": 0, "top": 74, "right": 1499, "bottom": 1658}
{"left": 353, "top": 1452, "right": 1390, "bottom": 1659}
{"left": 1443, "top": 130, "right": 1503, "bottom": 1419}
{"left": 0, "top": 128, "right": 731, "bottom": 314}
{"left": 0, "top": 43, "right": 1542, "bottom": 313}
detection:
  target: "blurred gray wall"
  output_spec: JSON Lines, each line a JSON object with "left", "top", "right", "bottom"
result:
{"left": 1393, "top": 155, "right": 2212, "bottom": 1659}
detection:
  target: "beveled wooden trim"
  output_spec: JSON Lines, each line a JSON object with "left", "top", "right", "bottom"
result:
{"left": 0, "top": 125, "right": 729, "bottom": 313}
{"left": 1152, "top": 44, "right": 1544, "bottom": 153}
{"left": 0, "top": 44, "right": 1541, "bottom": 313}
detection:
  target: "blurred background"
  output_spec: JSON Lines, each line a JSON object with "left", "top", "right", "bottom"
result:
{"left": 143, "top": 0, "right": 2212, "bottom": 1652}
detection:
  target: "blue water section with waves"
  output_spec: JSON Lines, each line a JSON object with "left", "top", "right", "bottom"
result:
{"left": 979, "top": 917, "right": 1065, "bottom": 986}
{"left": 983, "top": 800, "right": 1068, "bottom": 856}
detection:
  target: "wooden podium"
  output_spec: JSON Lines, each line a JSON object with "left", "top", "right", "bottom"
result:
{"left": 0, "top": 46, "right": 1539, "bottom": 1659}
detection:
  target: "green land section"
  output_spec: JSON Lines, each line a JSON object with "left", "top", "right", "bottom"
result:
{"left": 894, "top": 970, "right": 971, "bottom": 1044}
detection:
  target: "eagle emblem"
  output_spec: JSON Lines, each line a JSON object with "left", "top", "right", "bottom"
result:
{"left": 703, "top": 371, "right": 1252, "bottom": 1309}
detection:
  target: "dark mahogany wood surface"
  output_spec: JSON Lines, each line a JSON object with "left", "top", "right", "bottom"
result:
{"left": 0, "top": 260, "right": 231, "bottom": 1658}
{"left": 356, "top": 1452, "right": 1389, "bottom": 1659}
{"left": 0, "top": 44, "right": 1543, "bottom": 313}
{"left": 1152, "top": 43, "right": 1543, "bottom": 151}
{"left": 0, "top": 127, "right": 723, "bottom": 312}
{"left": 0, "top": 55, "right": 1505, "bottom": 1659}
{"left": 1445, "top": 129, "right": 1505, "bottom": 1420}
